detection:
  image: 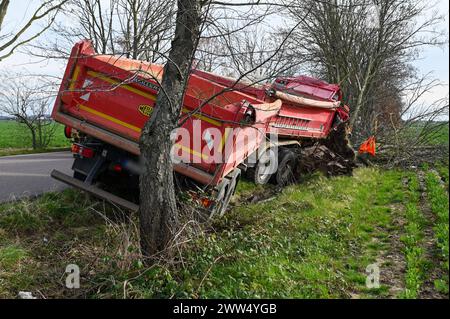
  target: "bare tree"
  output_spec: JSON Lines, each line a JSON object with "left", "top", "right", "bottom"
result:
{"left": 287, "top": 0, "right": 447, "bottom": 143}
{"left": 29, "top": 0, "right": 175, "bottom": 62}
{"left": 116, "top": 0, "right": 175, "bottom": 61}
{"left": 195, "top": 36, "right": 230, "bottom": 74}
{"left": 0, "top": 0, "right": 67, "bottom": 61}
{"left": 0, "top": 75, "right": 59, "bottom": 149}
{"left": 376, "top": 74, "right": 449, "bottom": 167}
{"left": 196, "top": 25, "right": 301, "bottom": 81}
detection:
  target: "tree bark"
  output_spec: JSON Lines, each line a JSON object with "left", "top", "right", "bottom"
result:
{"left": 139, "top": 0, "right": 202, "bottom": 259}
{"left": 38, "top": 119, "right": 43, "bottom": 149}
{"left": 30, "top": 128, "right": 37, "bottom": 150}
{"left": 0, "top": 0, "right": 9, "bottom": 31}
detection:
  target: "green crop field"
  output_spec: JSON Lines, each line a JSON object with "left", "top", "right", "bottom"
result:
{"left": 402, "top": 122, "right": 449, "bottom": 146}
{"left": 431, "top": 124, "right": 450, "bottom": 145}
{"left": 0, "top": 120, "right": 70, "bottom": 155}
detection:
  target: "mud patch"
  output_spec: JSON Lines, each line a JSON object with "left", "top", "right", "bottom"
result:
{"left": 377, "top": 203, "right": 406, "bottom": 298}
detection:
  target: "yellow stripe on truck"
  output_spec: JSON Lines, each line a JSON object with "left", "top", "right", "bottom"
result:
{"left": 181, "top": 108, "right": 222, "bottom": 127}
{"left": 174, "top": 144, "right": 209, "bottom": 161}
{"left": 78, "top": 104, "right": 142, "bottom": 133}
{"left": 221, "top": 127, "right": 231, "bottom": 151}
{"left": 69, "top": 66, "right": 81, "bottom": 91}
{"left": 86, "top": 70, "right": 222, "bottom": 127}
{"left": 87, "top": 70, "right": 157, "bottom": 101}
{"left": 77, "top": 68, "right": 223, "bottom": 160}
{"left": 77, "top": 104, "right": 209, "bottom": 160}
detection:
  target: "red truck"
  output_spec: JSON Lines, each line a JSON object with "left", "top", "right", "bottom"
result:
{"left": 51, "top": 40, "right": 351, "bottom": 216}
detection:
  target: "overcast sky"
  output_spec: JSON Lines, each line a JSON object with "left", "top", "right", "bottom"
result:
{"left": 0, "top": 0, "right": 449, "bottom": 113}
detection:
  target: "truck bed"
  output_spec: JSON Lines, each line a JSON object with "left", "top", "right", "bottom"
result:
{"left": 52, "top": 40, "right": 279, "bottom": 186}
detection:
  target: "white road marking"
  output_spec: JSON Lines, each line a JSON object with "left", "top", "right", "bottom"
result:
{"left": 0, "top": 172, "right": 49, "bottom": 177}
{"left": 0, "top": 151, "right": 70, "bottom": 159}
{"left": 0, "top": 159, "right": 68, "bottom": 165}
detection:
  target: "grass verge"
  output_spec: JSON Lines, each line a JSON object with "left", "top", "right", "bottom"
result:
{"left": 0, "top": 147, "right": 70, "bottom": 157}
{"left": 425, "top": 171, "right": 449, "bottom": 294}
{"left": 398, "top": 173, "right": 427, "bottom": 298}
{"left": 0, "top": 168, "right": 414, "bottom": 299}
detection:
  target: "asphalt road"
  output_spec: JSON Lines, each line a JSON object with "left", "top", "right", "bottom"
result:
{"left": 0, "top": 151, "right": 74, "bottom": 203}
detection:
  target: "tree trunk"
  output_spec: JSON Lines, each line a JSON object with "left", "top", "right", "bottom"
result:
{"left": 30, "top": 129, "right": 37, "bottom": 150}
{"left": 139, "top": 0, "right": 201, "bottom": 259}
{"left": 350, "top": 58, "right": 374, "bottom": 129}
{"left": 38, "top": 119, "right": 43, "bottom": 149}
{"left": 0, "top": 0, "right": 10, "bottom": 31}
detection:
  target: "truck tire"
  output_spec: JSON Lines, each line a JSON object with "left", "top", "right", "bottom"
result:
{"left": 247, "top": 148, "right": 277, "bottom": 185}
{"left": 274, "top": 149, "right": 297, "bottom": 186}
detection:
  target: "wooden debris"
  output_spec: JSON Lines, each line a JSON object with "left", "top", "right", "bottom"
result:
{"left": 298, "top": 144, "right": 356, "bottom": 177}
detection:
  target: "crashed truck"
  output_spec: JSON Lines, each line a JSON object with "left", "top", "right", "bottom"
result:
{"left": 50, "top": 40, "right": 354, "bottom": 216}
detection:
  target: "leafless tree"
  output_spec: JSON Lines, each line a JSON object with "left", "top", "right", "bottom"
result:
{"left": 196, "top": 25, "right": 301, "bottom": 82}
{"left": 0, "top": 0, "right": 67, "bottom": 62}
{"left": 0, "top": 74, "right": 59, "bottom": 149}
{"left": 116, "top": 0, "right": 175, "bottom": 61}
{"left": 376, "top": 74, "right": 449, "bottom": 167}
{"left": 286, "top": 0, "right": 447, "bottom": 143}
{"left": 28, "top": 0, "right": 175, "bottom": 62}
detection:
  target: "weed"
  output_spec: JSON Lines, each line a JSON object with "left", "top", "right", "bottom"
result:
{"left": 425, "top": 172, "right": 449, "bottom": 290}
{"left": 0, "top": 167, "right": 445, "bottom": 298}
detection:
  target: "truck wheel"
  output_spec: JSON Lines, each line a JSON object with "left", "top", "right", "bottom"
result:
{"left": 274, "top": 149, "right": 297, "bottom": 186}
{"left": 248, "top": 148, "right": 276, "bottom": 185}
{"left": 209, "top": 170, "right": 240, "bottom": 218}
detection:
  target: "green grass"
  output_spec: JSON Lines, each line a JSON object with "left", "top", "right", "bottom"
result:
{"left": 402, "top": 122, "right": 449, "bottom": 146}
{"left": 0, "top": 245, "right": 28, "bottom": 270}
{"left": 0, "top": 245, "right": 30, "bottom": 296}
{"left": 0, "top": 167, "right": 416, "bottom": 299}
{"left": 436, "top": 161, "right": 449, "bottom": 190}
{"left": 1, "top": 167, "right": 448, "bottom": 299}
{"left": 429, "top": 123, "right": 450, "bottom": 146}
{"left": 128, "top": 168, "right": 405, "bottom": 299}
{"left": 0, "top": 189, "right": 111, "bottom": 298}
{"left": 398, "top": 173, "right": 427, "bottom": 299}
{"left": 0, "top": 120, "right": 70, "bottom": 155}
{"left": 426, "top": 123, "right": 449, "bottom": 146}
{"left": 425, "top": 171, "right": 449, "bottom": 294}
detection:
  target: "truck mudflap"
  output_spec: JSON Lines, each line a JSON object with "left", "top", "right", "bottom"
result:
{"left": 51, "top": 169, "right": 139, "bottom": 213}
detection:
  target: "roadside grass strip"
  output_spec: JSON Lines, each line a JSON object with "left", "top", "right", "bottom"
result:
{"left": 435, "top": 162, "right": 449, "bottom": 190}
{"left": 0, "top": 168, "right": 430, "bottom": 298}
{"left": 399, "top": 173, "right": 427, "bottom": 299}
{"left": 425, "top": 171, "right": 449, "bottom": 294}
{"left": 108, "top": 169, "right": 406, "bottom": 298}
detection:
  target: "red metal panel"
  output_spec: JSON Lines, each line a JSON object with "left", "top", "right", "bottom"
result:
{"left": 272, "top": 76, "right": 342, "bottom": 101}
